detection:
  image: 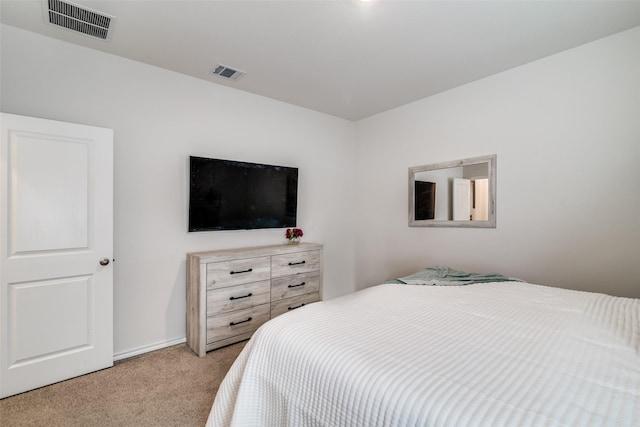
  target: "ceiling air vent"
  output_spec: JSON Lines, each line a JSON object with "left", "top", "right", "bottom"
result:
{"left": 212, "top": 64, "right": 246, "bottom": 81}
{"left": 43, "top": 0, "right": 115, "bottom": 41}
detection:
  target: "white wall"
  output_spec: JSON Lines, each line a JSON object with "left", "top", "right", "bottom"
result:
{"left": 0, "top": 25, "right": 357, "bottom": 356}
{"left": 355, "top": 26, "right": 640, "bottom": 299}
{"left": 2, "top": 23, "right": 639, "bottom": 359}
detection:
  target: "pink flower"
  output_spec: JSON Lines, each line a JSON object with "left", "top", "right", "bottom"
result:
{"left": 286, "top": 228, "right": 303, "bottom": 240}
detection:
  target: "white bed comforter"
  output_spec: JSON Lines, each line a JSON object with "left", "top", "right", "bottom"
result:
{"left": 207, "top": 282, "right": 640, "bottom": 427}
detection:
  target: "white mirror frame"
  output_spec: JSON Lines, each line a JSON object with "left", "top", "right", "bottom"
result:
{"left": 409, "top": 154, "right": 496, "bottom": 228}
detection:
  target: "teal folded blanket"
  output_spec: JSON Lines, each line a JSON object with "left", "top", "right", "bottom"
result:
{"left": 386, "top": 266, "right": 521, "bottom": 286}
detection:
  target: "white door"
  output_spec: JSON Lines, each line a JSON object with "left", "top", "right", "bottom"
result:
{"left": 0, "top": 113, "right": 113, "bottom": 398}
{"left": 452, "top": 178, "right": 471, "bottom": 221}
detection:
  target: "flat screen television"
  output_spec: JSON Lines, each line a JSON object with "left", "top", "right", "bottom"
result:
{"left": 188, "top": 156, "right": 298, "bottom": 231}
{"left": 415, "top": 181, "right": 435, "bottom": 220}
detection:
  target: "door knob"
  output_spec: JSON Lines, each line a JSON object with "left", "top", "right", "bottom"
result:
{"left": 99, "top": 258, "right": 110, "bottom": 266}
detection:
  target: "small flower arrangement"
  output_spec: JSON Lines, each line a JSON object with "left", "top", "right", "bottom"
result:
{"left": 285, "top": 228, "right": 303, "bottom": 244}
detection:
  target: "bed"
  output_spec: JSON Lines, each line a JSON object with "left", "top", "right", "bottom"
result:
{"left": 206, "top": 269, "right": 640, "bottom": 426}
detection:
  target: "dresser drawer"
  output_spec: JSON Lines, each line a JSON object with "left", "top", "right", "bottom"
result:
{"left": 206, "top": 256, "right": 271, "bottom": 290}
{"left": 207, "top": 303, "right": 270, "bottom": 345}
{"left": 206, "top": 280, "right": 270, "bottom": 317}
{"left": 271, "top": 272, "right": 320, "bottom": 300}
{"left": 271, "top": 292, "right": 320, "bottom": 318}
{"left": 271, "top": 250, "right": 321, "bottom": 278}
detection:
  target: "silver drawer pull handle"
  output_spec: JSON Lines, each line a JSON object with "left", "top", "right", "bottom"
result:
{"left": 288, "top": 261, "right": 306, "bottom": 266}
{"left": 288, "top": 282, "right": 306, "bottom": 288}
{"left": 288, "top": 303, "right": 306, "bottom": 311}
{"left": 230, "top": 293, "right": 253, "bottom": 301}
{"left": 230, "top": 268, "right": 253, "bottom": 275}
{"left": 229, "top": 317, "right": 252, "bottom": 326}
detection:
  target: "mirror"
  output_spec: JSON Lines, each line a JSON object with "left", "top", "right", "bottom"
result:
{"left": 409, "top": 155, "right": 496, "bottom": 228}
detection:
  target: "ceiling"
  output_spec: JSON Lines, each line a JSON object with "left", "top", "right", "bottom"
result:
{"left": 2, "top": 1, "right": 640, "bottom": 121}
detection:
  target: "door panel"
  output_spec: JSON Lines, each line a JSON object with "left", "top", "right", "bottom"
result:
{"left": 452, "top": 178, "right": 471, "bottom": 221}
{"left": 10, "top": 276, "right": 93, "bottom": 364}
{"left": 11, "top": 133, "right": 90, "bottom": 253}
{"left": 1, "top": 113, "right": 113, "bottom": 398}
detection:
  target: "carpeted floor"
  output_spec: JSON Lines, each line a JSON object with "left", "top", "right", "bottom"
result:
{"left": 0, "top": 342, "right": 245, "bottom": 427}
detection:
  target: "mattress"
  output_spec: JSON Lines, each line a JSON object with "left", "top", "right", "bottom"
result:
{"left": 207, "top": 281, "right": 640, "bottom": 426}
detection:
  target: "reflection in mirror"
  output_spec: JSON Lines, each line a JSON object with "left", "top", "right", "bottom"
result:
{"left": 409, "top": 155, "right": 496, "bottom": 228}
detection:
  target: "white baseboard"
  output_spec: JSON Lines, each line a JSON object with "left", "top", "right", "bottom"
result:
{"left": 113, "top": 337, "right": 187, "bottom": 362}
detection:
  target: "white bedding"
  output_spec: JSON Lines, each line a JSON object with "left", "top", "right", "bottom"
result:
{"left": 207, "top": 282, "right": 640, "bottom": 426}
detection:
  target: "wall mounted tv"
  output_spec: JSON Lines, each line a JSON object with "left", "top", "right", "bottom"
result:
{"left": 188, "top": 156, "right": 298, "bottom": 231}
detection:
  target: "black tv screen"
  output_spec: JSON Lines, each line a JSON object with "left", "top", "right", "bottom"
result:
{"left": 188, "top": 156, "right": 298, "bottom": 231}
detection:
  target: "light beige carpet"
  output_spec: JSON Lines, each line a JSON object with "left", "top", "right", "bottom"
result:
{"left": 0, "top": 342, "right": 245, "bottom": 427}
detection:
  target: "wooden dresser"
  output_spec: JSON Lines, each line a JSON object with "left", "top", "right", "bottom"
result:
{"left": 186, "top": 243, "right": 323, "bottom": 356}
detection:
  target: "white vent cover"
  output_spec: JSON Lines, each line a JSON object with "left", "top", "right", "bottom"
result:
{"left": 212, "top": 64, "right": 246, "bottom": 81}
{"left": 43, "top": 0, "right": 115, "bottom": 41}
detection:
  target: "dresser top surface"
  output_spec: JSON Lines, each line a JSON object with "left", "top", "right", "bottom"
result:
{"left": 187, "top": 242, "right": 322, "bottom": 264}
